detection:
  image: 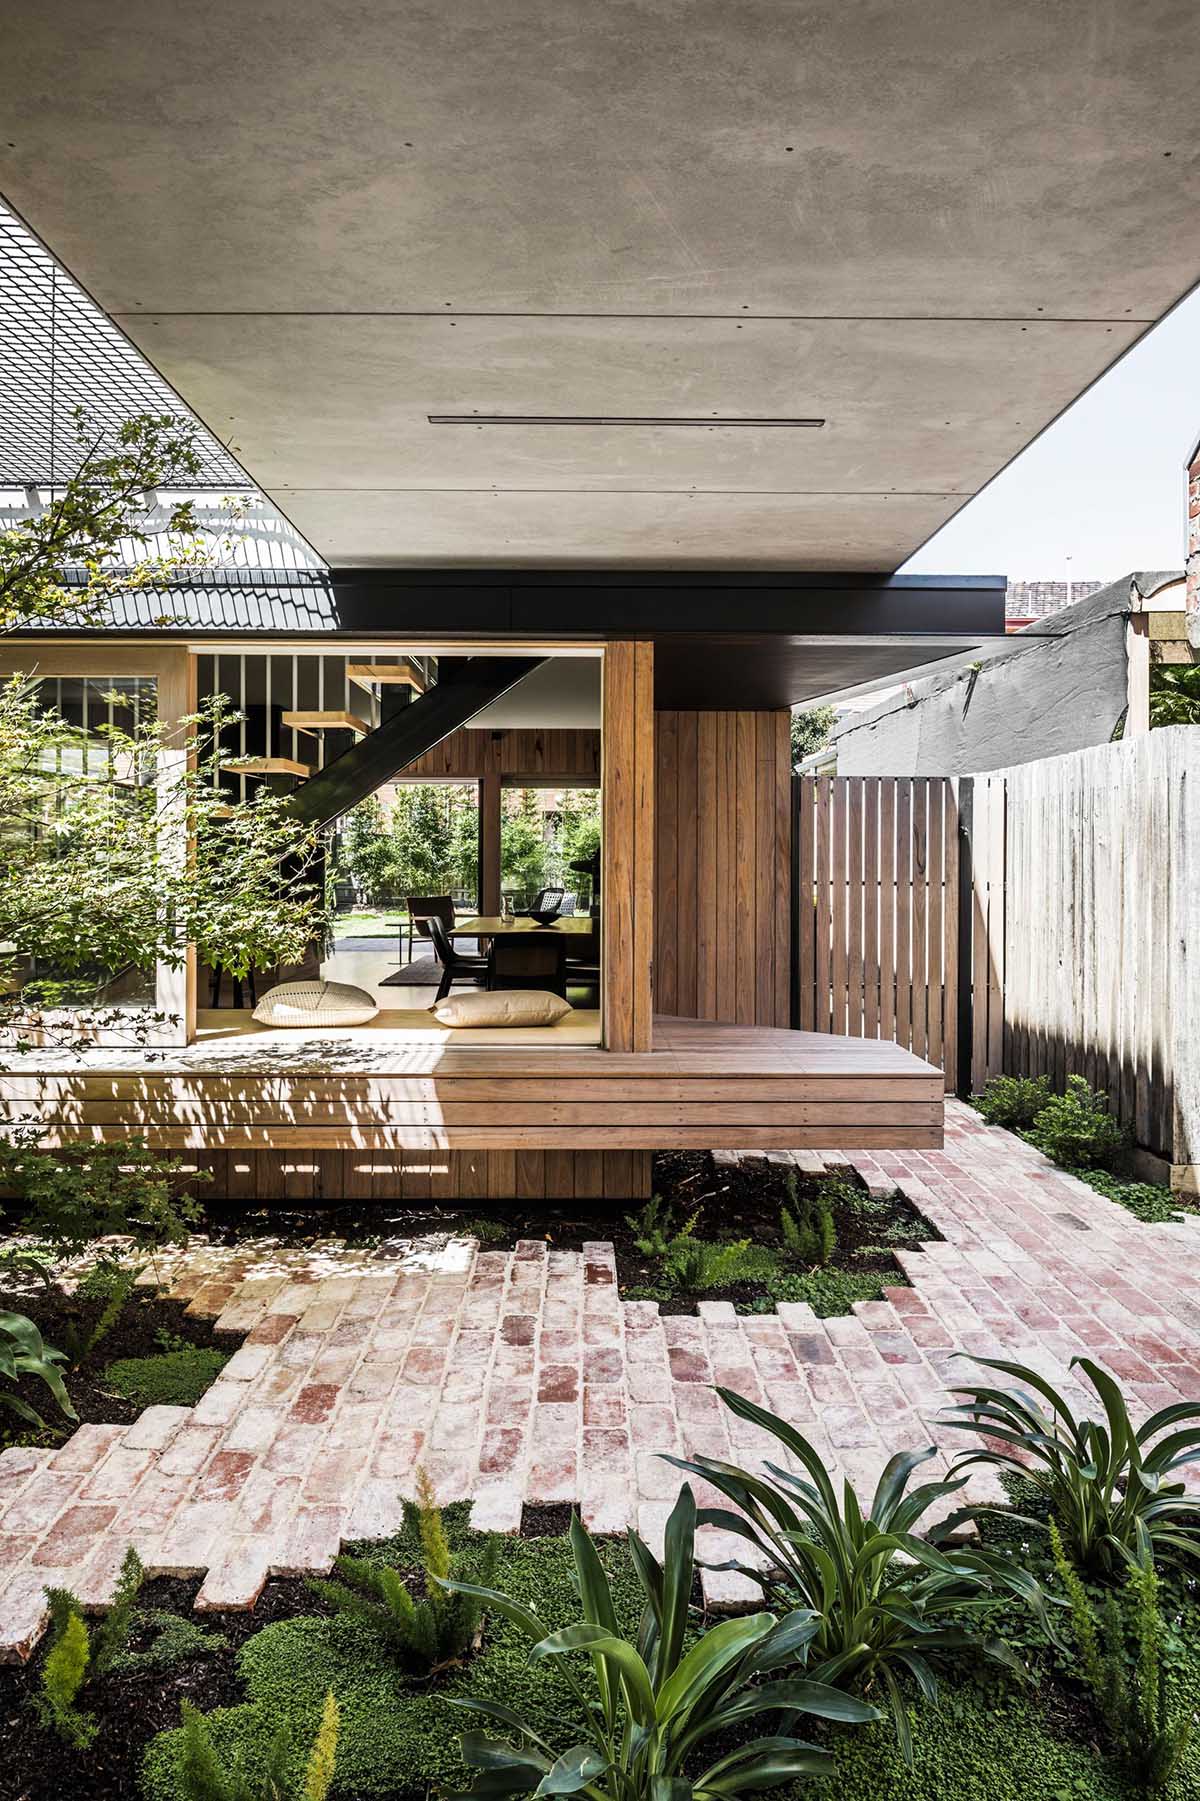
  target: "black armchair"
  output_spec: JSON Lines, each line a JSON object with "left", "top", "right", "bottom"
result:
{"left": 427, "top": 915, "right": 488, "bottom": 1003}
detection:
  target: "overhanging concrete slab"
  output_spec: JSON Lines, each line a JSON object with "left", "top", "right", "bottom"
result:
{"left": 2, "top": 0, "right": 1197, "bottom": 569}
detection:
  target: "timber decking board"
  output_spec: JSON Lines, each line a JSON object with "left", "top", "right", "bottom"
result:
{"left": 0, "top": 1018, "right": 943, "bottom": 1153}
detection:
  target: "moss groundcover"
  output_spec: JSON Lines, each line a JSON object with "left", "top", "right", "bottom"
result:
{"left": 4, "top": 1497, "right": 1200, "bottom": 1800}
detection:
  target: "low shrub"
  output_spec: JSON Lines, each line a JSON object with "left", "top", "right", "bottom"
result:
{"left": 971, "top": 1074, "right": 1052, "bottom": 1129}
{"left": 666, "top": 1389, "right": 1054, "bottom": 1762}
{"left": 1028, "top": 1075, "right": 1128, "bottom": 1169}
{"left": 306, "top": 1470, "right": 495, "bottom": 1673}
{"left": 940, "top": 1354, "right": 1200, "bottom": 1579}
{"left": 445, "top": 1486, "right": 879, "bottom": 1799}
{"left": 36, "top": 1551, "right": 144, "bottom": 1745}
{"left": 103, "top": 1346, "right": 230, "bottom": 1408}
{"left": 0, "top": 1126, "right": 203, "bottom": 1265}
{"left": 660, "top": 1227, "right": 778, "bottom": 1291}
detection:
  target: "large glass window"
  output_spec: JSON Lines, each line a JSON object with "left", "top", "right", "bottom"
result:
{"left": 501, "top": 784, "right": 600, "bottom": 912}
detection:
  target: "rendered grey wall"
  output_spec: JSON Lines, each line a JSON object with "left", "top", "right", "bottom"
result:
{"left": 834, "top": 613, "right": 1129, "bottom": 776}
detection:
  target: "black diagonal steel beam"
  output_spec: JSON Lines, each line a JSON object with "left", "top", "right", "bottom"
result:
{"left": 285, "top": 655, "right": 546, "bottom": 828}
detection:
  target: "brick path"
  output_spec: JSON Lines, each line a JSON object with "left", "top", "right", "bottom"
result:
{"left": 2, "top": 1100, "right": 1199, "bottom": 1659}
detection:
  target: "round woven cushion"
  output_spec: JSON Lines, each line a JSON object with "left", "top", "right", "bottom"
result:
{"left": 252, "top": 980, "right": 379, "bottom": 1028}
{"left": 433, "top": 989, "right": 572, "bottom": 1028}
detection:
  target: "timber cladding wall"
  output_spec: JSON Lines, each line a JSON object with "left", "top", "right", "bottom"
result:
{"left": 654, "top": 710, "right": 792, "bottom": 1028}
{"left": 795, "top": 776, "right": 960, "bottom": 1090}
{"left": 399, "top": 726, "right": 599, "bottom": 779}
{"left": 179, "top": 1148, "right": 652, "bottom": 1202}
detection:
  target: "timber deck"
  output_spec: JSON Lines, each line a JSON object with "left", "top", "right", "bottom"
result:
{"left": 0, "top": 1017, "right": 943, "bottom": 1152}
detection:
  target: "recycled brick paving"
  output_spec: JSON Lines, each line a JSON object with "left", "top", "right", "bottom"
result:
{"left": 3, "top": 1100, "right": 1199, "bottom": 1660}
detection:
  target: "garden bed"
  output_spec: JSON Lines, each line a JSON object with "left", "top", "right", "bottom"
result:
{"left": 193, "top": 1152, "right": 942, "bottom": 1319}
{"left": 0, "top": 1275, "right": 233, "bottom": 1448}
{"left": 3, "top": 1497, "right": 1196, "bottom": 1801}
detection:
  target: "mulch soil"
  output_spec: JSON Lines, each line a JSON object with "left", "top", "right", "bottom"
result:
{"left": 0, "top": 1575, "right": 330, "bottom": 1801}
{"left": 0, "top": 1283, "right": 233, "bottom": 1443}
{"left": 194, "top": 1150, "right": 941, "bottom": 1315}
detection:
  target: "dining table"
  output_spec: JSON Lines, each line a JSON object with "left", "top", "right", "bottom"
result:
{"left": 450, "top": 914, "right": 593, "bottom": 938}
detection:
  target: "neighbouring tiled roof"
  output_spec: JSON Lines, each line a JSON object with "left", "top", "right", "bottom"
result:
{"left": 1005, "top": 578, "right": 1105, "bottom": 622}
{"left": 53, "top": 566, "right": 340, "bottom": 632}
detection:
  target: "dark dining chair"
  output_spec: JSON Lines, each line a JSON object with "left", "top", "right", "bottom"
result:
{"left": 406, "top": 894, "right": 455, "bottom": 964}
{"left": 564, "top": 914, "right": 600, "bottom": 998}
{"left": 487, "top": 933, "right": 568, "bottom": 998}
{"left": 427, "top": 915, "right": 488, "bottom": 1002}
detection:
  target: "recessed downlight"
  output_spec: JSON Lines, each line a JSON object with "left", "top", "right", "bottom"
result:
{"left": 427, "top": 413, "right": 826, "bottom": 428}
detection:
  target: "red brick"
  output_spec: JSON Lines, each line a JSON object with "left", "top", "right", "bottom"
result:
{"left": 32, "top": 1503, "right": 117, "bottom": 1566}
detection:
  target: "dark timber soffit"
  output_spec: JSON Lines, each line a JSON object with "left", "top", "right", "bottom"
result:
{"left": 285, "top": 654, "right": 545, "bottom": 828}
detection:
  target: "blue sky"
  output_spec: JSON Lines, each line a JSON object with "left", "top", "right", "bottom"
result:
{"left": 901, "top": 284, "right": 1200, "bottom": 582}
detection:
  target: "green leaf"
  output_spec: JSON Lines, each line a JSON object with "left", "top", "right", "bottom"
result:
{"left": 460, "top": 1731, "right": 551, "bottom": 1776}
{"left": 533, "top": 1746, "right": 610, "bottom": 1796}
{"left": 696, "top": 1737, "right": 833, "bottom": 1795}
{"left": 440, "top": 1579, "right": 548, "bottom": 1644}
{"left": 530, "top": 1625, "right": 657, "bottom": 1727}
{"left": 655, "top": 1613, "right": 775, "bottom": 1725}
{"left": 448, "top": 1698, "right": 557, "bottom": 1756}
{"left": 659, "top": 1483, "right": 696, "bottom": 1679}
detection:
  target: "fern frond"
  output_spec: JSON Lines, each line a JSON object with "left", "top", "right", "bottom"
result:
{"left": 303, "top": 1692, "right": 339, "bottom": 1801}
{"left": 92, "top": 1544, "right": 143, "bottom": 1675}
{"left": 416, "top": 1467, "right": 452, "bottom": 1585}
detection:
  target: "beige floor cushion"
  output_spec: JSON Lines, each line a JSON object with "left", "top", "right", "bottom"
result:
{"left": 434, "top": 989, "right": 572, "bottom": 1028}
{"left": 252, "top": 980, "right": 379, "bottom": 1028}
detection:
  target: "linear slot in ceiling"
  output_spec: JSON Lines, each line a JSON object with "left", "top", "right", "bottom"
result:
{"left": 426, "top": 414, "right": 826, "bottom": 428}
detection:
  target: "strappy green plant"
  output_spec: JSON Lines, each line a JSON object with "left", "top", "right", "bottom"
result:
{"left": 665, "top": 1389, "right": 1056, "bottom": 1761}
{"left": 441, "top": 1484, "right": 880, "bottom": 1800}
{"left": 939, "top": 1354, "right": 1200, "bottom": 1578}
{"left": 0, "top": 1307, "right": 75, "bottom": 1429}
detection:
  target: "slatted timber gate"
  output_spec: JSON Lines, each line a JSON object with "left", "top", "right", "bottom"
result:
{"left": 793, "top": 777, "right": 961, "bottom": 1091}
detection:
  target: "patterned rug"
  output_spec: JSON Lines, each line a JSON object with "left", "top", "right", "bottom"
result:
{"left": 378, "top": 944, "right": 480, "bottom": 987}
